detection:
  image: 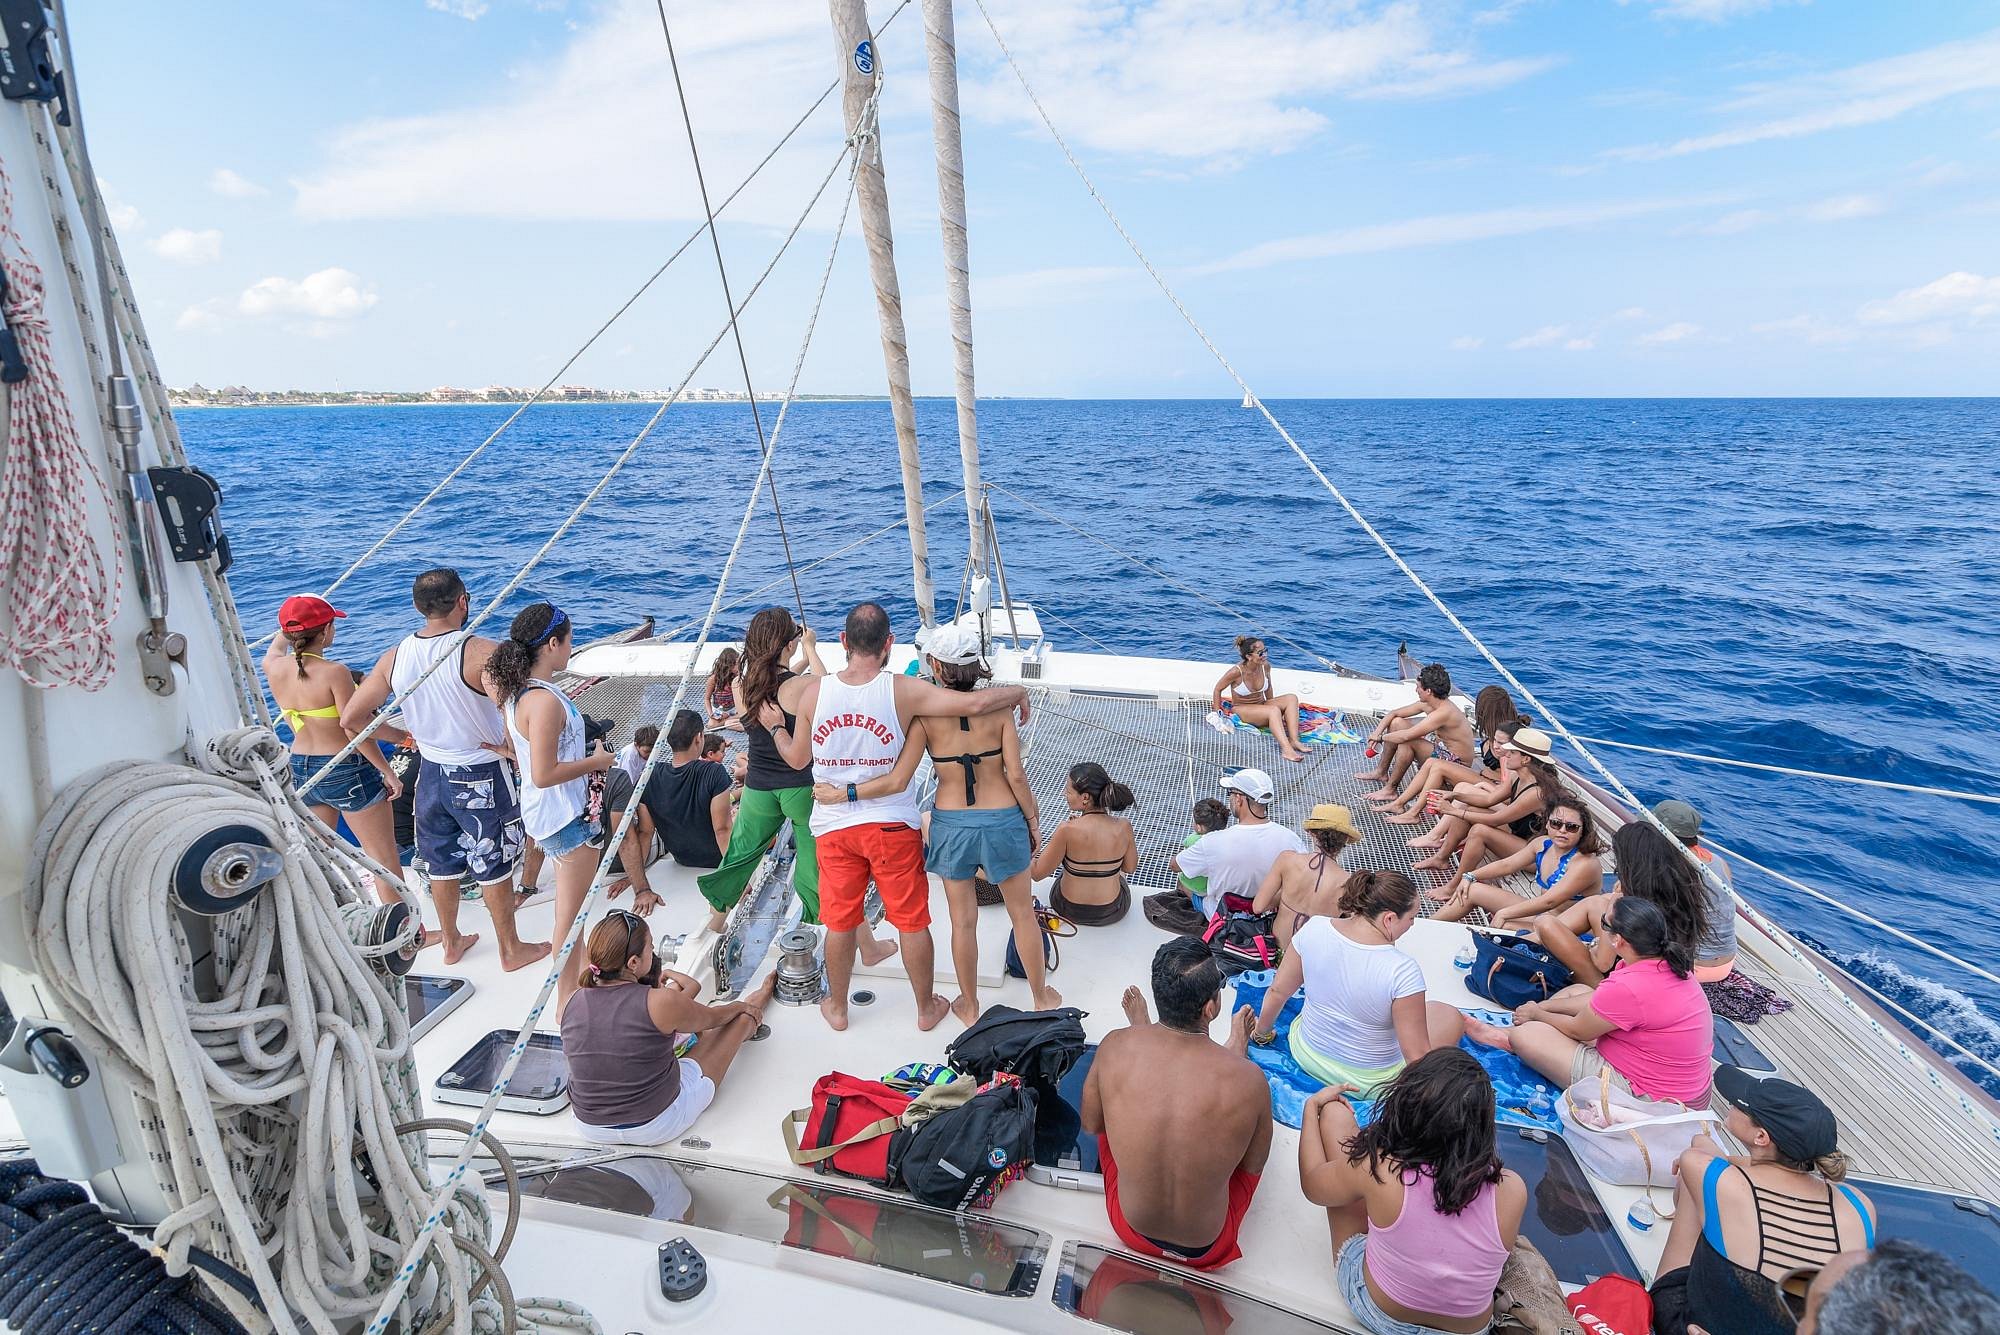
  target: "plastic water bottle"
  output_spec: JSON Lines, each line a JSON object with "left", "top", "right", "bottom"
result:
{"left": 1454, "top": 942, "right": 1477, "bottom": 970}
{"left": 1628, "top": 1198, "right": 1657, "bottom": 1231}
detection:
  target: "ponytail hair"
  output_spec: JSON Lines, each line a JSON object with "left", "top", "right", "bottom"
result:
{"left": 486, "top": 601, "right": 566, "bottom": 704}
{"left": 1234, "top": 635, "right": 1263, "bottom": 663}
{"left": 579, "top": 913, "right": 649, "bottom": 989}
{"left": 1337, "top": 868, "right": 1418, "bottom": 921}
{"left": 738, "top": 607, "right": 799, "bottom": 723}
{"left": 1069, "top": 762, "right": 1134, "bottom": 813}
{"left": 282, "top": 625, "right": 329, "bottom": 680}
{"left": 1605, "top": 894, "right": 1694, "bottom": 978}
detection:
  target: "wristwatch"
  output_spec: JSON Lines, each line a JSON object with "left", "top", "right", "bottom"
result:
{"left": 846, "top": 782, "right": 858, "bottom": 804}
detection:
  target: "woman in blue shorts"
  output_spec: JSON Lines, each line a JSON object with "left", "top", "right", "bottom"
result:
{"left": 261, "top": 594, "right": 404, "bottom": 908}
{"left": 815, "top": 622, "right": 1058, "bottom": 1022}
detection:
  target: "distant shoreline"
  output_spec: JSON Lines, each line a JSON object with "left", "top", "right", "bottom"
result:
{"left": 169, "top": 395, "right": 901, "bottom": 409}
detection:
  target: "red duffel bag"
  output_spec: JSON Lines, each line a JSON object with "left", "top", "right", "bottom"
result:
{"left": 781, "top": 1072, "right": 913, "bottom": 1188}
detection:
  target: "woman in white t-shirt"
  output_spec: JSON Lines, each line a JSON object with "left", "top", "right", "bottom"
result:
{"left": 1252, "top": 870, "right": 1464, "bottom": 1095}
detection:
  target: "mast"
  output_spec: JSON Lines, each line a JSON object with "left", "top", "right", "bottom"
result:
{"left": 829, "top": 0, "right": 936, "bottom": 628}
{"left": 920, "top": 0, "right": 984, "bottom": 578}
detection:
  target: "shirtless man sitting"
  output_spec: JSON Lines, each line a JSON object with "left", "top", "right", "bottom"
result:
{"left": 1083, "top": 937, "right": 1272, "bottom": 1271}
{"left": 1357, "top": 663, "right": 1475, "bottom": 802}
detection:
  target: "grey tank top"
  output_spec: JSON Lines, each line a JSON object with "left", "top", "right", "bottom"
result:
{"left": 560, "top": 982, "right": 681, "bottom": 1127}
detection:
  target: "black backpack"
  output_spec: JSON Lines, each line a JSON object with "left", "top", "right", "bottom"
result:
{"left": 897, "top": 1082, "right": 1038, "bottom": 1212}
{"left": 945, "top": 1005, "right": 1087, "bottom": 1089}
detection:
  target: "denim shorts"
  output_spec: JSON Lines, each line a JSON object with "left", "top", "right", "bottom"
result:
{"left": 538, "top": 814, "right": 595, "bottom": 860}
{"left": 925, "top": 806, "right": 1032, "bottom": 882}
{"left": 291, "top": 753, "right": 387, "bottom": 814}
{"left": 1337, "top": 1234, "right": 1490, "bottom": 1335}
{"left": 415, "top": 757, "right": 524, "bottom": 885}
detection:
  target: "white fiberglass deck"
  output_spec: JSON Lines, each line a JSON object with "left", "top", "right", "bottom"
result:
{"left": 396, "top": 638, "right": 2000, "bottom": 1330}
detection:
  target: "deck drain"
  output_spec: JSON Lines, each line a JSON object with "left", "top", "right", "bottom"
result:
{"left": 749, "top": 1022, "right": 771, "bottom": 1041}
{"left": 850, "top": 989, "right": 876, "bottom": 1006}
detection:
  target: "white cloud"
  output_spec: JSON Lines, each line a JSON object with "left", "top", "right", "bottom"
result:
{"left": 426, "top": 0, "right": 489, "bottom": 17}
{"left": 1507, "top": 324, "right": 1569, "bottom": 349}
{"left": 1563, "top": 335, "right": 1596, "bottom": 351}
{"left": 148, "top": 227, "right": 222, "bottom": 265}
{"left": 1858, "top": 271, "right": 2000, "bottom": 326}
{"left": 973, "top": 265, "right": 1138, "bottom": 309}
{"left": 209, "top": 168, "right": 267, "bottom": 199}
{"left": 1687, "top": 208, "right": 1774, "bottom": 234}
{"left": 1630, "top": 0, "right": 1802, "bottom": 21}
{"left": 964, "top": 1, "right": 1558, "bottom": 162}
{"left": 1752, "top": 314, "right": 1857, "bottom": 345}
{"left": 1801, "top": 193, "right": 1885, "bottom": 222}
{"left": 237, "top": 268, "right": 380, "bottom": 322}
{"left": 1606, "top": 28, "right": 2000, "bottom": 161}
{"left": 98, "top": 179, "right": 141, "bottom": 232}
{"left": 1639, "top": 320, "right": 1701, "bottom": 343}
{"left": 176, "top": 302, "right": 225, "bottom": 333}
{"left": 1449, "top": 335, "right": 1484, "bottom": 350}
{"left": 1613, "top": 306, "right": 1647, "bottom": 320}
{"left": 1911, "top": 159, "right": 1969, "bottom": 188}
{"left": 1199, "top": 193, "right": 1722, "bottom": 273}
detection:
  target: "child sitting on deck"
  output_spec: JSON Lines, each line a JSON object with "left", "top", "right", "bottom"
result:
{"left": 1177, "top": 797, "right": 1231, "bottom": 908}
{"left": 705, "top": 648, "right": 742, "bottom": 730}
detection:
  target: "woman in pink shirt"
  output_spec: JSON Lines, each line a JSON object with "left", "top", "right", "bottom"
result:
{"left": 1465, "top": 896, "right": 1714, "bottom": 1108}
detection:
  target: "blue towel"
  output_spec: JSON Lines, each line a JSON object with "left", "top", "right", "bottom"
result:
{"left": 1229, "top": 978, "right": 1562, "bottom": 1133}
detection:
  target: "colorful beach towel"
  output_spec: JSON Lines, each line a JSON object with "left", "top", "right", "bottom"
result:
{"left": 1208, "top": 702, "right": 1362, "bottom": 747}
{"left": 1227, "top": 975, "right": 1563, "bottom": 1133}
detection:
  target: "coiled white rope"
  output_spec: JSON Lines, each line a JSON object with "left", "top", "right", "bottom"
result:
{"left": 0, "top": 155, "right": 121, "bottom": 690}
{"left": 21, "top": 727, "right": 596, "bottom": 1335}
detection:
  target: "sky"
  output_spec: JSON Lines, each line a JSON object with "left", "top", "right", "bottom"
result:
{"left": 72, "top": 0, "right": 2000, "bottom": 397}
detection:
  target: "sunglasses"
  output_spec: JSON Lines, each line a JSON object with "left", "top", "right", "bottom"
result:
{"left": 1546, "top": 818, "right": 1583, "bottom": 833}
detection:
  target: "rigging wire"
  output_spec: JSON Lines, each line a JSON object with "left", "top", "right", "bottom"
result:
{"left": 362, "top": 88, "right": 879, "bottom": 1335}
{"left": 250, "top": 0, "right": 915, "bottom": 649}
{"left": 296, "top": 133, "right": 858, "bottom": 802}
{"left": 1570, "top": 735, "right": 2000, "bottom": 809}
{"left": 968, "top": 0, "right": 2000, "bottom": 1119}
{"left": 656, "top": 0, "right": 806, "bottom": 621}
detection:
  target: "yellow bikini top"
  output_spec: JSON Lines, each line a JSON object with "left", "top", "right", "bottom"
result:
{"left": 278, "top": 652, "right": 343, "bottom": 733}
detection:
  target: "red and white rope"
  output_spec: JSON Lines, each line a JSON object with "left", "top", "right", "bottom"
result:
{"left": 0, "top": 158, "right": 121, "bottom": 690}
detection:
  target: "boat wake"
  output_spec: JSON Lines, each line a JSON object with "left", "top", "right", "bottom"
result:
{"left": 1826, "top": 945, "right": 2000, "bottom": 1096}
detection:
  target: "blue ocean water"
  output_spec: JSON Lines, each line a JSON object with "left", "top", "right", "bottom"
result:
{"left": 186, "top": 398, "right": 2000, "bottom": 1091}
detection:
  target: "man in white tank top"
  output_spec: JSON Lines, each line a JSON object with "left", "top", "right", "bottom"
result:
{"left": 763, "top": 602, "right": 1030, "bottom": 1032}
{"left": 345, "top": 568, "right": 544, "bottom": 970}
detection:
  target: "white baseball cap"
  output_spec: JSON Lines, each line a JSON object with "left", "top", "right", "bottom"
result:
{"left": 1220, "top": 767, "right": 1275, "bottom": 803}
{"left": 925, "top": 621, "right": 984, "bottom": 666}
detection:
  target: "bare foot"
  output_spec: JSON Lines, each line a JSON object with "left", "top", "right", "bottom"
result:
{"left": 1382, "top": 810, "right": 1423, "bottom": 825}
{"left": 858, "top": 934, "right": 900, "bottom": 967}
{"left": 1360, "top": 786, "right": 1399, "bottom": 802}
{"left": 1121, "top": 985, "right": 1150, "bottom": 1027}
{"left": 499, "top": 939, "right": 550, "bottom": 972}
{"left": 1352, "top": 769, "right": 1385, "bottom": 783}
{"left": 950, "top": 994, "right": 982, "bottom": 1027}
{"left": 1411, "top": 853, "right": 1453, "bottom": 872}
{"left": 1033, "top": 985, "right": 1064, "bottom": 1011}
{"left": 743, "top": 973, "right": 778, "bottom": 1014}
{"left": 915, "top": 993, "right": 953, "bottom": 1032}
{"left": 1226, "top": 1006, "right": 1256, "bottom": 1055}
{"left": 820, "top": 994, "right": 849, "bottom": 1032}
{"left": 1464, "top": 1015, "right": 1514, "bottom": 1051}
{"left": 1407, "top": 832, "right": 1444, "bottom": 847}
{"left": 1283, "top": 750, "right": 1308, "bottom": 763}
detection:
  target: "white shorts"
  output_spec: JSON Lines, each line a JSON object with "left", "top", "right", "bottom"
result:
{"left": 576, "top": 1059, "right": 715, "bottom": 1146}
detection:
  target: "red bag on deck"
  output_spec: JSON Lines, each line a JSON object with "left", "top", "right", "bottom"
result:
{"left": 1567, "top": 1274, "right": 1654, "bottom": 1335}
{"left": 781, "top": 1072, "right": 913, "bottom": 1188}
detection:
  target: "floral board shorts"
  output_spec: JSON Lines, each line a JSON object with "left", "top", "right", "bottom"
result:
{"left": 416, "top": 757, "right": 525, "bottom": 885}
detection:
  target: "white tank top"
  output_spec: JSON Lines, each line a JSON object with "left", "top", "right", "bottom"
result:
{"left": 390, "top": 630, "right": 507, "bottom": 767}
{"left": 807, "top": 668, "right": 921, "bottom": 837}
{"left": 504, "top": 680, "right": 587, "bottom": 840}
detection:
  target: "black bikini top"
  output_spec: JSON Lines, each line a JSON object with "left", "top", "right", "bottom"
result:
{"left": 937, "top": 715, "right": 1004, "bottom": 805}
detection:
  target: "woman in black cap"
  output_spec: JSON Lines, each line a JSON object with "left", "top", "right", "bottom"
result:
{"left": 1650, "top": 1066, "right": 1876, "bottom": 1335}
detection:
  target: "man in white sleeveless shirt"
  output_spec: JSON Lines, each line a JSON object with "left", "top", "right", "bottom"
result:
{"left": 345, "top": 568, "right": 546, "bottom": 971}
{"left": 763, "top": 603, "right": 1029, "bottom": 1032}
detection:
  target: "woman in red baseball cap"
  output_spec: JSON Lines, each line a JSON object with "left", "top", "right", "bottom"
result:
{"left": 260, "top": 594, "right": 406, "bottom": 908}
